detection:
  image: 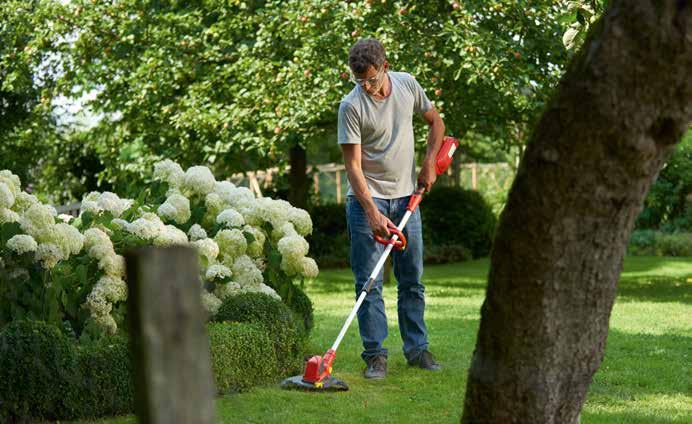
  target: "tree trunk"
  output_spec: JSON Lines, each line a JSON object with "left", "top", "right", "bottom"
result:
{"left": 288, "top": 143, "right": 308, "bottom": 209}
{"left": 462, "top": 1, "right": 692, "bottom": 423}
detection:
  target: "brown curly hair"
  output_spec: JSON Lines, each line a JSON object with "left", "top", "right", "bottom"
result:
{"left": 348, "top": 38, "right": 386, "bottom": 74}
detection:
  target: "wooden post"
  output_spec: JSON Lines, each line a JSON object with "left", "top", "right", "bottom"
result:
{"left": 471, "top": 163, "right": 478, "bottom": 190}
{"left": 313, "top": 173, "right": 320, "bottom": 199}
{"left": 126, "top": 246, "right": 216, "bottom": 424}
{"left": 336, "top": 170, "right": 342, "bottom": 203}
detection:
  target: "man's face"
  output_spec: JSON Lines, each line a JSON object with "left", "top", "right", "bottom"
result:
{"left": 351, "top": 63, "right": 386, "bottom": 95}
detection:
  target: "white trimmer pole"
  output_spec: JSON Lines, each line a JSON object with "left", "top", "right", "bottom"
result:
{"left": 330, "top": 210, "right": 413, "bottom": 352}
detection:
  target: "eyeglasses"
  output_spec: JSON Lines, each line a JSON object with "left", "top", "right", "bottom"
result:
{"left": 350, "top": 66, "right": 385, "bottom": 87}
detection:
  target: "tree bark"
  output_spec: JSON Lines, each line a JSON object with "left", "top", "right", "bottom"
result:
{"left": 462, "top": 1, "right": 692, "bottom": 423}
{"left": 288, "top": 143, "right": 308, "bottom": 209}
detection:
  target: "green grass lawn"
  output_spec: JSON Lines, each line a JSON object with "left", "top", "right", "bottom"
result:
{"left": 95, "top": 256, "right": 691, "bottom": 423}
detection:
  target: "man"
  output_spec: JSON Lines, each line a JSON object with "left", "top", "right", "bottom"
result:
{"left": 338, "top": 38, "right": 446, "bottom": 379}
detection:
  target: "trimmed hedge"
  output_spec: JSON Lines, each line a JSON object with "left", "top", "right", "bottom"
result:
{"left": 0, "top": 321, "right": 135, "bottom": 422}
{"left": 420, "top": 186, "right": 496, "bottom": 258}
{"left": 75, "top": 337, "right": 134, "bottom": 418}
{"left": 214, "top": 292, "right": 304, "bottom": 374}
{"left": 0, "top": 321, "right": 80, "bottom": 422}
{"left": 208, "top": 322, "right": 277, "bottom": 393}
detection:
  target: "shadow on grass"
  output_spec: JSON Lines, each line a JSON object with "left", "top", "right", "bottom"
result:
{"left": 617, "top": 277, "right": 691, "bottom": 304}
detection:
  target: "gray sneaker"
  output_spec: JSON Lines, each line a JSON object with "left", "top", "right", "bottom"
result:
{"left": 408, "top": 350, "right": 442, "bottom": 371}
{"left": 364, "top": 355, "right": 387, "bottom": 379}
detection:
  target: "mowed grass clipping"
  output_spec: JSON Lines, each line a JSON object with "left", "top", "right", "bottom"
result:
{"left": 91, "top": 256, "right": 691, "bottom": 424}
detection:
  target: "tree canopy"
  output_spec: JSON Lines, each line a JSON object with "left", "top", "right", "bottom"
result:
{"left": 1, "top": 0, "right": 576, "bottom": 199}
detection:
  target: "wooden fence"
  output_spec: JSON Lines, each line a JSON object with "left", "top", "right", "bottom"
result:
{"left": 231, "top": 162, "right": 515, "bottom": 204}
{"left": 55, "top": 162, "right": 515, "bottom": 213}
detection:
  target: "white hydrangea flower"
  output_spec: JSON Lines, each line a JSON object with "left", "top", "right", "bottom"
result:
{"left": 80, "top": 191, "right": 103, "bottom": 215}
{"left": 278, "top": 234, "right": 309, "bottom": 260}
{"left": 215, "top": 229, "right": 247, "bottom": 259}
{"left": 213, "top": 181, "right": 236, "bottom": 199}
{"left": 214, "top": 281, "right": 242, "bottom": 300}
{"left": 13, "top": 192, "right": 39, "bottom": 213}
{"left": 153, "top": 225, "right": 189, "bottom": 246}
{"left": 35, "top": 243, "right": 64, "bottom": 269}
{"left": 216, "top": 208, "right": 245, "bottom": 228}
{"left": 281, "top": 257, "right": 301, "bottom": 276}
{"left": 205, "top": 192, "right": 224, "bottom": 216}
{"left": 0, "top": 182, "right": 15, "bottom": 209}
{"left": 111, "top": 218, "right": 129, "bottom": 229}
{"left": 57, "top": 214, "right": 74, "bottom": 223}
{"left": 94, "top": 314, "right": 118, "bottom": 335}
{"left": 243, "top": 225, "right": 266, "bottom": 257}
{"left": 192, "top": 238, "right": 219, "bottom": 262}
{"left": 237, "top": 202, "right": 263, "bottom": 226}
{"left": 157, "top": 203, "right": 176, "bottom": 220}
{"left": 256, "top": 282, "right": 281, "bottom": 300}
{"left": 205, "top": 263, "right": 232, "bottom": 281}
{"left": 157, "top": 193, "right": 191, "bottom": 224}
{"left": 231, "top": 254, "right": 263, "bottom": 287}
{"left": 272, "top": 221, "right": 297, "bottom": 241}
{"left": 300, "top": 257, "right": 319, "bottom": 278}
{"left": 201, "top": 291, "right": 222, "bottom": 316}
{"left": 0, "top": 170, "right": 20, "bottom": 197}
{"left": 0, "top": 208, "right": 19, "bottom": 224}
{"left": 188, "top": 223, "right": 207, "bottom": 241}
{"left": 97, "top": 192, "right": 134, "bottom": 217}
{"left": 90, "top": 275, "right": 128, "bottom": 303}
{"left": 126, "top": 213, "right": 166, "bottom": 240}
{"left": 183, "top": 166, "right": 216, "bottom": 195}
{"left": 100, "top": 254, "right": 126, "bottom": 277}
{"left": 19, "top": 203, "right": 56, "bottom": 237}
{"left": 153, "top": 159, "right": 185, "bottom": 188}
{"left": 53, "top": 223, "right": 85, "bottom": 257}
{"left": 289, "top": 207, "right": 313, "bottom": 236}
{"left": 85, "top": 293, "right": 112, "bottom": 317}
{"left": 257, "top": 197, "right": 291, "bottom": 228}
{"left": 223, "top": 186, "right": 255, "bottom": 209}
{"left": 84, "top": 227, "right": 113, "bottom": 251}
{"left": 7, "top": 234, "right": 38, "bottom": 255}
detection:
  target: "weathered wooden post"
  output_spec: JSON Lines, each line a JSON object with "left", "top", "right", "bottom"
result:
{"left": 126, "top": 246, "right": 216, "bottom": 424}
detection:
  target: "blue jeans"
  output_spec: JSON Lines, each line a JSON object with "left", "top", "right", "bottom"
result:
{"left": 345, "top": 195, "right": 428, "bottom": 363}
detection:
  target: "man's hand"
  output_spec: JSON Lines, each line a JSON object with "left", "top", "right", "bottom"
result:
{"left": 365, "top": 208, "right": 396, "bottom": 238}
{"left": 417, "top": 160, "right": 438, "bottom": 193}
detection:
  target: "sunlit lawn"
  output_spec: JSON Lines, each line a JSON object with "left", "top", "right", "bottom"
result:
{"left": 94, "top": 256, "right": 691, "bottom": 423}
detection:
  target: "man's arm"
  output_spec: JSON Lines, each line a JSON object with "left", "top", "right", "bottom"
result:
{"left": 417, "top": 106, "right": 446, "bottom": 192}
{"left": 341, "top": 143, "right": 395, "bottom": 237}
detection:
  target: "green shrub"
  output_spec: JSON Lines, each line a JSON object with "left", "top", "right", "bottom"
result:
{"left": 208, "top": 322, "right": 277, "bottom": 393}
{"left": 282, "top": 284, "right": 314, "bottom": 335}
{"left": 421, "top": 186, "right": 497, "bottom": 258}
{"left": 214, "top": 292, "right": 304, "bottom": 374}
{"left": 627, "top": 230, "right": 692, "bottom": 256}
{"left": 307, "top": 202, "right": 350, "bottom": 268}
{"left": 0, "top": 321, "right": 80, "bottom": 422}
{"left": 636, "top": 131, "right": 692, "bottom": 232}
{"left": 423, "top": 243, "right": 473, "bottom": 264}
{"left": 74, "top": 337, "right": 134, "bottom": 418}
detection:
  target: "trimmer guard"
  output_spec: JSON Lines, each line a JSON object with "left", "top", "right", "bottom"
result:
{"left": 280, "top": 374, "right": 349, "bottom": 391}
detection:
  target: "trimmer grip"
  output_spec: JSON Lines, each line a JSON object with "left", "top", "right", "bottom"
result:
{"left": 374, "top": 223, "right": 407, "bottom": 250}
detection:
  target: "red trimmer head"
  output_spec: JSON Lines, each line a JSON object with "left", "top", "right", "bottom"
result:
{"left": 281, "top": 349, "right": 348, "bottom": 391}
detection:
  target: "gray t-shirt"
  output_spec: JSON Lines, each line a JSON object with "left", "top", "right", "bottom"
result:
{"left": 338, "top": 71, "right": 433, "bottom": 199}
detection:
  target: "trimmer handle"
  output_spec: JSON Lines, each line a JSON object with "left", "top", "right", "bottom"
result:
{"left": 408, "top": 135, "right": 460, "bottom": 212}
{"left": 374, "top": 223, "right": 407, "bottom": 250}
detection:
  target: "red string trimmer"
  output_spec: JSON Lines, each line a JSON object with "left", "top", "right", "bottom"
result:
{"left": 281, "top": 136, "right": 460, "bottom": 391}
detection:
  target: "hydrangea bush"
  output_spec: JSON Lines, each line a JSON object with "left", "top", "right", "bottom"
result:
{"left": 0, "top": 162, "right": 318, "bottom": 340}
